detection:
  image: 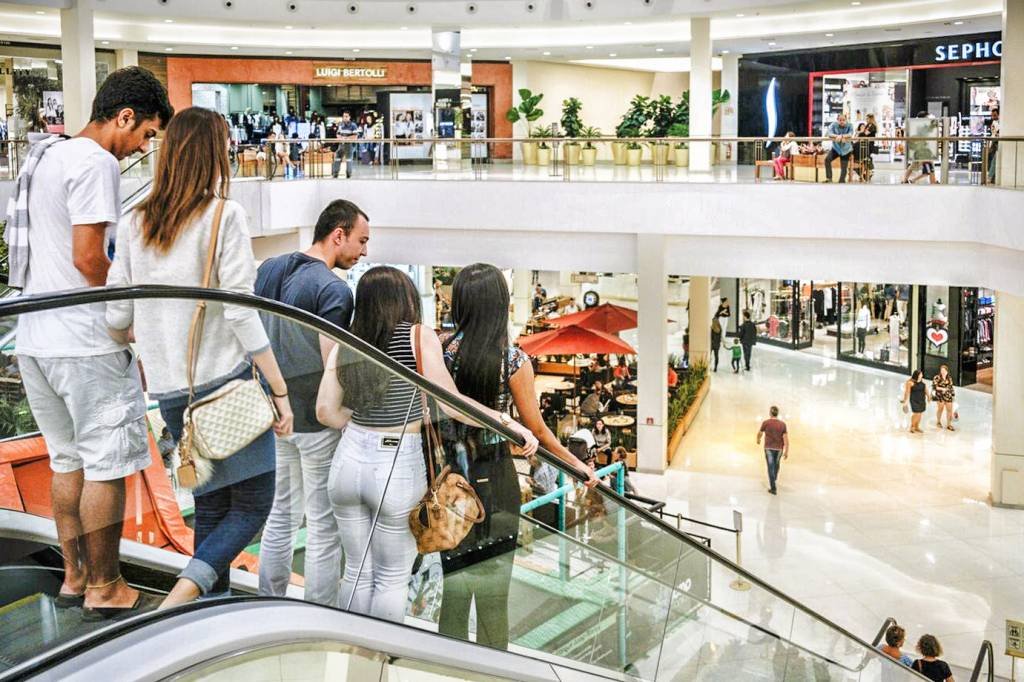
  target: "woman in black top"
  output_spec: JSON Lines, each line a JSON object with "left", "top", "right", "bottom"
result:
{"left": 912, "top": 634, "right": 955, "bottom": 682}
{"left": 437, "top": 263, "right": 598, "bottom": 650}
{"left": 710, "top": 318, "right": 723, "bottom": 372}
{"left": 863, "top": 113, "right": 878, "bottom": 181}
{"left": 902, "top": 369, "right": 930, "bottom": 434}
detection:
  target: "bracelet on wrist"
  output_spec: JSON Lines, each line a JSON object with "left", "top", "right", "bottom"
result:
{"left": 271, "top": 390, "right": 288, "bottom": 398}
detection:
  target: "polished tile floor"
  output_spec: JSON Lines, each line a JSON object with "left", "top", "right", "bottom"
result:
{"left": 633, "top": 344, "right": 1022, "bottom": 678}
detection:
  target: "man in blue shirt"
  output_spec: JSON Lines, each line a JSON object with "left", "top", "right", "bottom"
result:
{"left": 255, "top": 199, "right": 370, "bottom": 606}
{"left": 825, "top": 113, "right": 854, "bottom": 183}
{"left": 332, "top": 111, "right": 360, "bottom": 178}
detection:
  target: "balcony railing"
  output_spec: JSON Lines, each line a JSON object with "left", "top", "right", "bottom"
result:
{"left": 4, "top": 135, "right": 1021, "bottom": 189}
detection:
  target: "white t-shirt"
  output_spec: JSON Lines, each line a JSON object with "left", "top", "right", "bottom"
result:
{"left": 856, "top": 306, "right": 871, "bottom": 330}
{"left": 18, "top": 137, "right": 125, "bottom": 357}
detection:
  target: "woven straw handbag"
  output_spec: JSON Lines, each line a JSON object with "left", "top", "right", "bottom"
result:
{"left": 408, "top": 325, "right": 485, "bottom": 554}
{"left": 175, "top": 200, "right": 276, "bottom": 489}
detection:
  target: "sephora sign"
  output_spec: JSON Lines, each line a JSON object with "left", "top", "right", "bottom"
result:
{"left": 934, "top": 40, "right": 1002, "bottom": 62}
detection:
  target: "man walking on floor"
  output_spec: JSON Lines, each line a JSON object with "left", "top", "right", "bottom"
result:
{"left": 256, "top": 199, "right": 369, "bottom": 606}
{"left": 756, "top": 406, "right": 789, "bottom": 495}
{"left": 10, "top": 67, "right": 173, "bottom": 618}
{"left": 738, "top": 310, "right": 757, "bottom": 371}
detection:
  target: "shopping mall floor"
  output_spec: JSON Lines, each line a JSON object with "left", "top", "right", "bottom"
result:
{"left": 338, "top": 160, "right": 982, "bottom": 185}
{"left": 632, "top": 344, "right": 1021, "bottom": 678}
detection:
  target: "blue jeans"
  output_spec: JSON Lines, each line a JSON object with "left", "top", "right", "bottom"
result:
{"left": 188, "top": 470, "right": 275, "bottom": 595}
{"left": 764, "top": 449, "right": 782, "bottom": 492}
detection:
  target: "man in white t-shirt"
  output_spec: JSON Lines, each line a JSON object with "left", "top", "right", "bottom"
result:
{"left": 16, "top": 67, "right": 172, "bottom": 619}
{"left": 855, "top": 299, "right": 871, "bottom": 355}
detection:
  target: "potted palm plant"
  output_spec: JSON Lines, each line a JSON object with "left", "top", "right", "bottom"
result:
{"left": 580, "top": 125, "right": 601, "bottom": 166}
{"left": 506, "top": 88, "right": 544, "bottom": 165}
{"left": 669, "top": 122, "right": 689, "bottom": 167}
{"left": 647, "top": 94, "right": 674, "bottom": 166}
{"left": 560, "top": 97, "right": 583, "bottom": 165}
{"left": 533, "top": 125, "right": 554, "bottom": 166}
{"left": 614, "top": 95, "right": 650, "bottom": 166}
{"left": 711, "top": 89, "right": 731, "bottom": 164}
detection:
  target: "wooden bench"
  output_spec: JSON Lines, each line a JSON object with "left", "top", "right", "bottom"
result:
{"left": 754, "top": 159, "right": 794, "bottom": 181}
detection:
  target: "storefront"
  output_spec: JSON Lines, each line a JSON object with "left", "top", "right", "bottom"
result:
{"left": 0, "top": 42, "right": 116, "bottom": 138}
{"left": 920, "top": 286, "right": 994, "bottom": 387}
{"left": 163, "top": 56, "right": 513, "bottom": 158}
{"left": 739, "top": 32, "right": 1002, "bottom": 151}
{"left": 734, "top": 279, "right": 814, "bottom": 350}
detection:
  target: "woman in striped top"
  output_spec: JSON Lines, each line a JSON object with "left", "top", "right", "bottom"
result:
{"left": 316, "top": 266, "right": 537, "bottom": 623}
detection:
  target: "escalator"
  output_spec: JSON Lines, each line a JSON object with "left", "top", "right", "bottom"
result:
{"left": 0, "top": 286, "right": 933, "bottom": 681}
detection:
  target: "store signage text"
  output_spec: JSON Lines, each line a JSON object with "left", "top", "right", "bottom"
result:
{"left": 934, "top": 40, "right": 1001, "bottom": 62}
{"left": 313, "top": 65, "right": 387, "bottom": 80}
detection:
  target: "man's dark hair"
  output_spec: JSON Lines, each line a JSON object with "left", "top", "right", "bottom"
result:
{"left": 770, "top": 406, "right": 779, "bottom": 417}
{"left": 992, "top": 106, "right": 999, "bottom": 115}
{"left": 90, "top": 66, "right": 173, "bottom": 127}
{"left": 743, "top": 310, "right": 751, "bottom": 320}
{"left": 313, "top": 199, "right": 369, "bottom": 242}
{"left": 885, "top": 625, "right": 906, "bottom": 648}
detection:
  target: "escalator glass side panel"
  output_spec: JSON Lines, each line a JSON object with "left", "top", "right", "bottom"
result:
{"left": 0, "top": 288, "right": 929, "bottom": 682}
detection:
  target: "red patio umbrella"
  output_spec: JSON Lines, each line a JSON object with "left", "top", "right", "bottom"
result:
{"left": 546, "top": 303, "right": 638, "bottom": 335}
{"left": 517, "top": 324, "right": 637, "bottom": 357}
{"left": 517, "top": 324, "right": 636, "bottom": 428}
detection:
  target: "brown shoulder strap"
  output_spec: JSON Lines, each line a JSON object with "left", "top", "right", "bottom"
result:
{"left": 413, "top": 324, "right": 437, "bottom": 489}
{"left": 186, "top": 199, "right": 227, "bottom": 400}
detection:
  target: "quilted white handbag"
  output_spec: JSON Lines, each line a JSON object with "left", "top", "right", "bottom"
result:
{"left": 175, "top": 200, "right": 276, "bottom": 489}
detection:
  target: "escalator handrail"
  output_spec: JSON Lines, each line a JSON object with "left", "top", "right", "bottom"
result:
{"left": 2, "top": 596, "right": 623, "bottom": 682}
{"left": 119, "top": 147, "right": 160, "bottom": 177}
{"left": 0, "top": 285, "right": 928, "bottom": 679}
{"left": 969, "top": 640, "right": 995, "bottom": 682}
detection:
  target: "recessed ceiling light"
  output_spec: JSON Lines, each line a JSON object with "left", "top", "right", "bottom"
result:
{"left": 954, "top": 20, "right": 964, "bottom": 25}
{"left": 542, "top": 51, "right": 551, "bottom": 56}
{"left": 585, "top": 45, "right": 594, "bottom": 49}
{"left": 285, "top": 51, "right": 293, "bottom": 55}
{"left": 400, "top": 26, "right": 408, "bottom": 30}
{"left": 231, "top": 46, "right": 239, "bottom": 50}
{"left": 352, "top": 48, "right": 360, "bottom": 52}
{"left": 34, "top": 10, "right": 45, "bottom": 15}
{"left": 164, "top": 19, "right": 174, "bottom": 23}
{"left": 722, "top": 49, "right": 731, "bottom": 54}
{"left": 825, "top": 33, "right": 834, "bottom": 37}
{"left": 736, "top": 13, "right": 745, "bottom": 17}
{"left": 655, "top": 48, "right": 664, "bottom": 52}
{"left": 101, "top": 40, "right": 110, "bottom": 45}
{"left": 504, "top": 56, "right": 511, "bottom": 60}
{"left": 768, "top": 41, "right": 776, "bottom": 46}
{"left": 609, "top": 53, "right": 617, "bottom": 57}
{"left": 470, "top": 47, "right": 477, "bottom": 52}
{"left": 850, "top": 1, "right": 861, "bottom": 4}
{"left": 623, "top": 21, "right": 632, "bottom": 25}
{"left": 285, "top": 25, "right": 293, "bottom": 29}
{"left": 165, "top": 47, "right": 174, "bottom": 51}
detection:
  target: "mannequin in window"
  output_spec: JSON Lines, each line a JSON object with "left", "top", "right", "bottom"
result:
{"left": 856, "top": 299, "right": 871, "bottom": 355}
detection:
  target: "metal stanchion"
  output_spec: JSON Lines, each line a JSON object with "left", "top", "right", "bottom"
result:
{"left": 728, "top": 510, "right": 751, "bottom": 591}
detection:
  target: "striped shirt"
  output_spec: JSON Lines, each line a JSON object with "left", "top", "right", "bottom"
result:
{"left": 351, "top": 321, "right": 424, "bottom": 428}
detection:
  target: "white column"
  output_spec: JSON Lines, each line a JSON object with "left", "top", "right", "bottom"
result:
{"left": 636, "top": 235, "right": 669, "bottom": 473}
{"left": 688, "top": 276, "right": 711, "bottom": 366}
{"left": 992, "top": 291, "right": 1024, "bottom": 507}
{"left": 115, "top": 48, "right": 138, "bottom": 70}
{"left": 999, "top": 0, "right": 1024, "bottom": 186}
{"left": 60, "top": 0, "right": 96, "bottom": 134}
{"left": 688, "top": 17, "right": 713, "bottom": 172}
{"left": 720, "top": 53, "right": 740, "bottom": 166}
{"left": 512, "top": 269, "right": 532, "bottom": 328}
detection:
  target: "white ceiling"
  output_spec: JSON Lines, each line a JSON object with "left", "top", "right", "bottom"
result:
{"left": 0, "top": 0, "right": 1002, "bottom": 67}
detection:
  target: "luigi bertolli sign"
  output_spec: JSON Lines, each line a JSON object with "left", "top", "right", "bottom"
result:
{"left": 313, "top": 63, "right": 388, "bottom": 83}
{"left": 1007, "top": 619, "right": 1024, "bottom": 658}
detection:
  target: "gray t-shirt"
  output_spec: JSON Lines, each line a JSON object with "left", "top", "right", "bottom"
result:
{"left": 255, "top": 252, "right": 353, "bottom": 432}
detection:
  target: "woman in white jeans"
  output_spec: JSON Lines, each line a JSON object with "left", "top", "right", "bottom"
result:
{"left": 316, "top": 266, "right": 538, "bottom": 623}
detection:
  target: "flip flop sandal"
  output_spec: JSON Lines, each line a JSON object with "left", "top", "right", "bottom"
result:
{"left": 53, "top": 592, "right": 85, "bottom": 609}
{"left": 82, "top": 592, "right": 162, "bottom": 622}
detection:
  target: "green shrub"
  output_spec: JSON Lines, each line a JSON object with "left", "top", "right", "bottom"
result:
{"left": 667, "top": 361, "right": 708, "bottom": 435}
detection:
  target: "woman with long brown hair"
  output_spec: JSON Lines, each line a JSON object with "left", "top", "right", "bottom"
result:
{"left": 316, "top": 266, "right": 538, "bottom": 624}
{"left": 106, "top": 106, "right": 293, "bottom": 608}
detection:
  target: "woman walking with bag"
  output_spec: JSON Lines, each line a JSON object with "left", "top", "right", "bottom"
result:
{"left": 932, "top": 364, "right": 956, "bottom": 431}
{"left": 436, "top": 263, "right": 598, "bottom": 649}
{"left": 106, "top": 107, "right": 294, "bottom": 608}
{"left": 315, "top": 266, "right": 538, "bottom": 624}
{"left": 901, "top": 369, "right": 929, "bottom": 434}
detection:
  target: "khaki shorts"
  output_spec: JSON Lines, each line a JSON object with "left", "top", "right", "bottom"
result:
{"left": 19, "top": 349, "right": 150, "bottom": 481}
